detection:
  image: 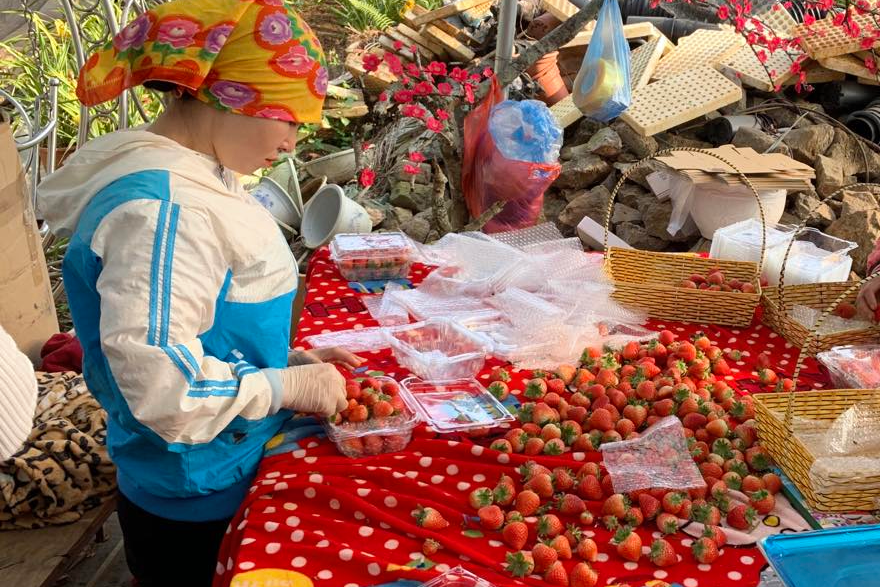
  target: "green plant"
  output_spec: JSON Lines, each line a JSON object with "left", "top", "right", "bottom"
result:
{"left": 332, "top": 0, "right": 444, "bottom": 32}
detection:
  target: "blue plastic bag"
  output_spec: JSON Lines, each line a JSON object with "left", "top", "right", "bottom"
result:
{"left": 488, "top": 100, "right": 563, "bottom": 164}
{"left": 571, "top": 0, "right": 632, "bottom": 121}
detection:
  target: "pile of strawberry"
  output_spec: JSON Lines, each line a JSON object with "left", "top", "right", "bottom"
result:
{"left": 332, "top": 377, "right": 407, "bottom": 424}
{"left": 678, "top": 269, "right": 756, "bottom": 294}
{"left": 455, "top": 330, "right": 784, "bottom": 586}
{"left": 328, "top": 377, "right": 413, "bottom": 457}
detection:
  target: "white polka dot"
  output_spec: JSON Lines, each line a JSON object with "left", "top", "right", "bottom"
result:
{"left": 409, "top": 552, "right": 423, "bottom": 560}
{"left": 316, "top": 540, "right": 330, "bottom": 548}
{"left": 304, "top": 457, "right": 318, "bottom": 464}
{"left": 216, "top": 562, "right": 225, "bottom": 575}
{"left": 652, "top": 532, "right": 662, "bottom": 539}
{"left": 291, "top": 530, "right": 304, "bottom": 542}
{"left": 239, "top": 561, "right": 255, "bottom": 571}
{"left": 344, "top": 584, "right": 359, "bottom": 587}
{"left": 359, "top": 526, "right": 374, "bottom": 537}
{"left": 304, "top": 488, "right": 317, "bottom": 498}
{"left": 283, "top": 502, "right": 298, "bottom": 511}
{"left": 431, "top": 475, "right": 444, "bottom": 484}
{"left": 315, "top": 530, "right": 325, "bottom": 536}
{"left": 596, "top": 553, "right": 609, "bottom": 562}
{"left": 266, "top": 542, "right": 281, "bottom": 554}
{"left": 419, "top": 457, "right": 433, "bottom": 467}
{"left": 309, "top": 474, "right": 324, "bottom": 484}
{"left": 339, "top": 548, "right": 354, "bottom": 561}
{"left": 354, "top": 479, "right": 366, "bottom": 485}
{"left": 488, "top": 540, "right": 504, "bottom": 547}
{"left": 684, "top": 579, "right": 698, "bottom": 587}
{"left": 330, "top": 499, "right": 341, "bottom": 510}
{"left": 642, "top": 546, "right": 651, "bottom": 555}
{"left": 405, "top": 471, "right": 418, "bottom": 479}
{"left": 354, "top": 511, "right": 366, "bottom": 520}
{"left": 237, "top": 520, "right": 247, "bottom": 530}
{"left": 367, "top": 562, "right": 381, "bottom": 576}
{"left": 584, "top": 530, "right": 595, "bottom": 538}
{"left": 741, "top": 556, "right": 755, "bottom": 565}
{"left": 681, "top": 538, "right": 693, "bottom": 547}
{"left": 384, "top": 496, "right": 398, "bottom": 507}
{"left": 266, "top": 471, "right": 281, "bottom": 479}
{"left": 573, "top": 452, "right": 585, "bottom": 461}
{"left": 292, "top": 449, "right": 307, "bottom": 458}
{"left": 728, "top": 572, "right": 742, "bottom": 580}
{"left": 624, "top": 562, "right": 639, "bottom": 570}
{"left": 274, "top": 482, "right": 288, "bottom": 491}
{"left": 317, "top": 570, "right": 333, "bottom": 580}
{"left": 227, "top": 557, "right": 233, "bottom": 571}
{"left": 292, "top": 556, "right": 307, "bottom": 568}
{"left": 265, "top": 521, "right": 279, "bottom": 532}
{"left": 471, "top": 446, "right": 484, "bottom": 456}
{"left": 264, "top": 506, "right": 276, "bottom": 514}
{"left": 497, "top": 453, "right": 510, "bottom": 464}
{"left": 357, "top": 488, "right": 371, "bottom": 497}
{"left": 447, "top": 440, "right": 460, "bottom": 447}
{"left": 380, "top": 522, "right": 391, "bottom": 529}
{"left": 286, "top": 516, "right": 300, "bottom": 527}
{"left": 457, "top": 482, "right": 471, "bottom": 491}
{"left": 392, "top": 472, "right": 405, "bottom": 479}
{"left": 698, "top": 564, "right": 711, "bottom": 571}
{"left": 654, "top": 571, "right": 668, "bottom": 579}
{"left": 241, "top": 538, "right": 256, "bottom": 545}
{"left": 473, "top": 474, "right": 486, "bottom": 482}
{"left": 447, "top": 465, "right": 459, "bottom": 475}
{"left": 385, "top": 539, "right": 399, "bottom": 549}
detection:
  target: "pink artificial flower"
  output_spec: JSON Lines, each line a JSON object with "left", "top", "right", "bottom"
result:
{"left": 413, "top": 81, "right": 434, "bottom": 96}
{"left": 406, "top": 63, "right": 421, "bottom": 77}
{"left": 393, "top": 40, "right": 403, "bottom": 50}
{"left": 425, "top": 117, "right": 444, "bottom": 132}
{"left": 450, "top": 67, "right": 468, "bottom": 83}
{"left": 482, "top": 67, "right": 494, "bottom": 78}
{"left": 866, "top": 56, "right": 878, "bottom": 73}
{"left": 437, "top": 82, "right": 453, "bottom": 95}
{"left": 379, "top": 92, "right": 388, "bottom": 101}
{"left": 359, "top": 168, "right": 375, "bottom": 188}
{"left": 393, "top": 90, "right": 414, "bottom": 103}
{"left": 403, "top": 163, "right": 421, "bottom": 175}
{"left": 756, "top": 49, "right": 768, "bottom": 63}
{"left": 408, "top": 151, "right": 426, "bottom": 163}
{"left": 362, "top": 53, "right": 382, "bottom": 72}
{"left": 464, "top": 83, "right": 475, "bottom": 104}
{"left": 426, "top": 61, "right": 447, "bottom": 76}
{"left": 384, "top": 52, "right": 404, "bottom": 75}
{"left": 402, "top": 104, "right": 427, "bottom": 119}
{"left": 435, "top": 108, "right": 450, "bottom": 121}
{"left": 717, "top": 4, "right": 730, "bottom": 19}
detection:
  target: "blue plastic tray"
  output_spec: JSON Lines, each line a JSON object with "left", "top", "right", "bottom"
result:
{"left": 759, "top": 525, "right": 880, "bottom": 587}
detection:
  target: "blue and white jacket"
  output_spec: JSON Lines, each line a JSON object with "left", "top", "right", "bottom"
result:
{"left": 37, "top": 129, "right": 295, "bottom": 521}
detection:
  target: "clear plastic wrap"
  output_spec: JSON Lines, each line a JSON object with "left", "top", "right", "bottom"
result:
{"left": 303, "top": 326, "right": 398, "bottom": 353}
{"left": 817, "top": 345, "right": 880, "bottom": 389}
{"left": 419, "top": 566, "right": 497, "bottom": 587}
{"left": 386, "top": 319, "right": 492, "bottom": 380}
{"left": 789, "top": 305, "right": 873, "bottom": 335}
{"left": 363, "top": 282, "right": 410, "bottom": 326}
{"left": 600, "top": 416, "right": 706, "bottom": 493}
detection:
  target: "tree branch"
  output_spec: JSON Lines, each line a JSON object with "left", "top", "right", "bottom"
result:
{"left": 464, "top": 200, "right": 505, "bottom": 231}
{"left": 431, "top": 161, "right": 453, "bottom": 236}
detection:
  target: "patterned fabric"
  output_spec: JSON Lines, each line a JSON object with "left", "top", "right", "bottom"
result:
{"left": 0, "top": 372, "right": 116, "bottom": 529}
{"left": 77, "top": 0, "right": 327, "bottom": 123}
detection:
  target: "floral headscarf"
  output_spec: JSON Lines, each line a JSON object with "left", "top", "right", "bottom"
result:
{"left": 77, "top": 0, "right": 327, "bottom": 123}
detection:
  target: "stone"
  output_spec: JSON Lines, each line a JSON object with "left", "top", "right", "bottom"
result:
{"left": 823, "top": 129, "right": 880, "bottom": 179}
{"left": 542, "top": 192, "right": 568, "bottom": 224}
{"left": 641, "top": 198, "right": 690, "bottom": 242}
{"left": 826, "top": 210, "right": 880, "bottom": 276}
{"left": 559, "top": 186, "right": 613, "bottom": 227}
{"left": 778, "top": 211, "right": 800, "bottom": 226}
{"left": 732, "top": 127, "right": 791, "bottom": 156}
{"left": 571, "top": 118, "right": 606, "bottom": 145}
{"left": 402, "top": 213, "right": 432, "bottom": 242}
{"left": 616, "top": 222, "right": 668, "bottom": 251}
{"left": 611, "top": 204, "right": 641, "bottom": 225}
{"left": 617, "top": 183, "right": 651, "bottom": 209}
{"left": 562, "top": 189, "right": 584, "bottom": 203}
{"left": 364, "top": 203, "right": 386, "bottom": 227}
{"left": 840, "top": 189, "right": 878, "bottom": 217}
{"left": 554, "top": 155, "right": 612, "bottom": 189}
{"left": 790, "top": 191, "right": 837, "bottom": 228}
{"left": 782, "top": 125, "right": 834, "bottom": 165}
{"left": 765, "top": 101, "right": 824, "bottom": 129}
{"left": 390, "top": 181, "right": 430, "bottom": 210}
{"left": 382, "top": 206, "right": 414, "bottom": 231}
{"left": 614, "top": 159, "right": 668, "bottom": 190}
{"left": 612, "top": 120, "right": 658, "bottom": 159}
{"left": 814, "top": 155, "right": 853, "bottom": 198}
{"left": 395, "top": 161, "right": 431, "bottom": 184}
{"left": 584, "top": 127, "right": 623, "bottom": 159}
{"left": 654, "top": 132, "right": 712, "bottom": 150}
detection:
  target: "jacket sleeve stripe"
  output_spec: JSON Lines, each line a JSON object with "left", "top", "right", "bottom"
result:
{"left": 159, "top": 203, "right": 181, "bottom": 347}
{"left": 162, "top": 347, "right": 196, "bottom": 385}
{"left": 147, "top": 200, "right": 170, "bottom": 346}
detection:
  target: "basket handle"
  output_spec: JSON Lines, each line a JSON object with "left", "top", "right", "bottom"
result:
{"left": 602, "top": 147, "right": 767, "bottom": 273}
{"left": 776, "top": 183, "right": 880, "bottom": 311}
{"left": 785, "top": 271, "right": 880, "bottom": 431}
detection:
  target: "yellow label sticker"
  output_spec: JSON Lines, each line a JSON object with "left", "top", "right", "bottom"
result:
{"left": 230, "top": 569, "right": 314, "bottom": 587}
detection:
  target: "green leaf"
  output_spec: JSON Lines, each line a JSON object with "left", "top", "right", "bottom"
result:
{"left": 461, "top": 529, "right": 483, "bottom": 538}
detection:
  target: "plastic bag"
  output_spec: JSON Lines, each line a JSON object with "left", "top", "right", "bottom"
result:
{"left": 600, "top": 416, "right": 705, "bottom": 493}
{"left": 571, "top": 0, "right": 631, "bottom": 121}
{"left": 462, "top": 78, "right": 562, "bottom": 234}
{"left": 817, "top": 346, "right": 880, "bottom": 389}
{"left": 489, "top": 100, "right": 562, "bottom": 164}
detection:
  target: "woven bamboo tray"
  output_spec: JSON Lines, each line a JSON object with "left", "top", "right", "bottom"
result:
{"left": 761, "top": 183, "right": 880, "bottom": 356}
{"left": 755, "top": 274, "right": 880, "bottom": 511}
{"left": 604, "top": 148, "right": 764, "bottom": 326}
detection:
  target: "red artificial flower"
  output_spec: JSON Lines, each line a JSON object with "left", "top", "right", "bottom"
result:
{"left": 450, "top": 67, "right": 469, "bottom": 83}
{"left": 469, "top": 73, "right": 481, "bottom": 82}
{"left": 437, "top": 82, "right": 453, "bottom": 95}
{"left": 717, "top": 4, "right": 730, "bottom": 19}
{"left": 379, "top": 92, "right": 388, "bottom": 102}
{"left": 362, "top": 53, "right": 381, "bottom": 72}
{"left": 393, "top": 40, "right": 403, "bottom": 50}
{"left": 482, "top": 67, "right": 494, "bottom": 78}
{"left": 435, "top": 108, "right": 450, "bottom": 121}
{"left": 866, "top": 56, "right": 878, "bottom": 74}
{"left": 426, "top": 61, "right": 447, "bottom": 76}
{"left": 861, "top": 36, "right": 877, "bottom": 49}
{"left": 410, "top": 44, "right": 418, "bottom": 55}
{"left": 402, "top": 104, "right": 427, "bottom": 119}
{"left": 833, "top": 12, "right": 846, "bottom": 26}
{"left": 384, "top": 52, "right": 404, "bottom": 75}
{"left": 425, "top": 117, "right": 444, "bottom": 132}
{"left": 403, "top": 163, "right": 421, "bottom": 175}
{"left": 464, "top": 83, "right": 475, "bottom": 104}
{"left": 358, "top": 168, "right": 375, "bottom": 188}
{"left": 747, "top": 31, "right": 759, "bottom": 45}
{"left": 406, "top": 63, "right": 421, "bottom": 77}
{"left": 734, "top": 16, "right": 746, "bottom": 31}
{"left": 756, "top": 49, "right": 768, "bottom": 63}
{"left": 393, "top": 90, "right": 414, "bottom": 103}
{"left": 783, "top": 0, "right": 792, "bottom": 7}
{"left": 408, "top": 151, "right": 426, "bottom": 163}
{"left": 413, "top": 81, "right": 434, "bottom": 96}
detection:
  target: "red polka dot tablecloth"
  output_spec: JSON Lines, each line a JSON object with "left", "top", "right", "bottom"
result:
{"left": 212, "top": 248, "right": 830, "bottom": 587}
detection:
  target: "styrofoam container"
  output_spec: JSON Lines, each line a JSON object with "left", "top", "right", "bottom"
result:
{"left": 763, "top": 228, "right": 857, "bottom": 286}
{"left": 387, "top": 318, "right": 491, "bottom": 380}
{"left": 710, "top": 218, "right": 796, "bottom": 279}
{"left": 689, "top": 184, "right": 786, "bottom": 239}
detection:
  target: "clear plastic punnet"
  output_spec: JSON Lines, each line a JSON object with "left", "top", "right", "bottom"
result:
{"left": 418, "top": 566, "right": 497, "bottom": 587}
{"left": 600, "top": 416, "right": 706, "bottom": 493}
{"left": 399, "top": 377, "right": 514, "bottom": 432}
{"left": 386, "top": 318, "right": 492, "bottom": 380}
{"left": 817, "top": 345, "right": 880, "bottom": 390}
{"left": 330, "top": 232, "right": 414, "bottom": 281}
{"left": 322, "top": 376, "right": 419, "bottom": 457}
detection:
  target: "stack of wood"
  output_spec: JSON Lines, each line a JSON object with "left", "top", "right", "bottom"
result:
{"left": 793, "top": 12, "right": 880, "bottom": 86}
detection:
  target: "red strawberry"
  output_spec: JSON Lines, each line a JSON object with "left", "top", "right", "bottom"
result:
{"left": 656, "top": 512, "right": 679, "bottom": 535}
{"left": 549, "top": 534, "right": 572, "bottom": 559}
{"left": 762, "top": 473, "right": 782, "bottom": 494}
{"left": 422, "top": 538, "right": 440, "bottom": 555}
{"left": 533, "top": 403, "right": 558, "bottom": 426}
{"left": 525, "top": 473, "right": 555, "bottom": 499}
{"left": 515, "top": 490, "right": 541, "bottom": 516}
{"left": 361, "top": 377, "right": 381, "bottom": 391}
{"left": 661, "top": 492, "right": 685, "bottom": 515}
{"left": 493, "top": 483, "right": 514, "bottom": 507}
{"left": 345, "top": 380, "right": 362, "bottom": 400}
{"left": 380, "top": 380, "right": 399, "bottom": 396}
{"left": 682, "top": 412, "right": 707, "bottom": 430}
{"left": 544, "top": 438, "right": 566, "bottom": 455}
{"left": 756, "top": 352, "right": 771, "bottom": 370}
{"left": 478, "top": 505, "right": 504, "bottom": 530}
{"left": 749, "top": 489, "right": 775, "bottom": 514}
{"left": 649, "top": 538, "right": 678, "bottom": 567}
{"left": 588, "top": 408, "right": 615, "bottom": 432}
{"left": 624, "top": 506, "right": 644, "bottom": 527}
{"left": 490, "top": 439, "right": 512, "bottom": 453}
{"left": 576, "top": 537, "right": 599, "bottom": 562}
{"left": 524, "top": 437, "right": 545, "bottom": 456}
{"left": 525, "top": 378, "right": 548, "bottom": 399}
{"left": 602, "top": 494, "right": 629, "bottom": 519}
{"left": 637, "top": 494, "right": 661, "bottom": 521}
{"left": 558, "top": 493, "right": 587, "bottom": 516}
{"left": 706, "top": 419, "right": 729, "bottom": 438}
{"left": 543, "top": 561, "right": 568, "bottom": 586}
{"left": 490, "top": 366, "right": 511, "bottom": 382}
{"left": 741, "top": 475, "right": 765, "bottom": 494}
{"left": 488, "top": 381, "right": 510, "bottom": 401}
{"left": 692, "top": 503, "right": 722, "bottom": 526}
{"left": 547, "top": 378, "right": 566, "bottom": 395}
{"left": 727, "top": 504, "right": 758, "bottom": 531}
{"left": 653, "top": 398, "right": 675, "bottom": 417}
{"left": 622, "top": 404, "right": 648, "bottom": 428}
{"left": 758, "top": 368, "right": 778, "bottom": 386}
{"left": 505, "top": 551, "right": 535, "bottom": 578}
{"left": 746, "top": 446, "right": 772, "bottom": 472}
{"left": 537, "top": 514, "right": 564, "bottom": 538}
{"left": 532, "top": 542, "right": 559, "bottom": 573}
{"left": 612, "top": 525, "right": 642, "bottom": 562}
{"left": 348, "top": 404, "right": 369, "bottom": 422}
{"left": 569, "top": 562, "right": 599, "bottom": 587}
{"left": 577, "top": 475, "right": 604, "bottom": 501}
{"left": 580, "top": 510, "right": 595, "bottom": 525}
{"left": 468, "top": 487, "right": 494, "bottom": 510}
{"left": 503, "top": 521, "right": 529, "bottom": 550}
{"left": 412, "top": 506, "right": 449, "bottom": 530}
{"left": 691, "top": 537, "right": 720, "bottom": 564}
{"left": 702, "top": 525, "right": 727, "bottom": 547}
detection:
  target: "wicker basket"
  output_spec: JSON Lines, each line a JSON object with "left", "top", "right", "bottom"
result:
{"left": 755, "top": 275, "right": 880, "bottom": 511}
{"left": 761, "top": 183, "right": 880, "bottom": 356}
{"left": 604, "top": 148, "right": 764, "bottom": 327}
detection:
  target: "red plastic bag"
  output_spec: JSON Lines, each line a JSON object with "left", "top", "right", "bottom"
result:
{"left": 461, "top": 78, "right": 561, "bottom": 234}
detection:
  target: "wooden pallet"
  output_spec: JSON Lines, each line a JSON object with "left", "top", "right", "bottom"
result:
{"left": 345, "top": 51, "right": 398, "bottom": 94}
{"left": 396, "top": 24, "right": 448, "bottom": 58}
{"left": 323, "top": 100, "right": 369, "bottom": 119}
{"left": 621, "top": 66, "right": 742, "bottom": 136}
{"left": 541, "top": 0, "right": 578, "bottom": 21}
{"left": 781, "top": 60, "right": 845, "bottom": 85}
{"left": 751, "top": 3, "right": 798, "bottom": 37}
{"left": 819, "top": 53, "right": 876, "bottom": 79}
{"left": 794, "top": 13, "right": 880, "bottom": 59}
{"left": 652, "top": 29, "right": 744, "bottom": 79}
{"left": 562, "top": 21, "right": 661, "bottom": 48}
{"left": 550, "top": 95, "right": 584, "bottom": 129}
{"left": 377, "top": 35, "right": 417, "bottom": 61}
{"left": 630, "top": 35, "right": 667, "bottom": 90}
{"left": 404, "top": 6, "right": 479, "bottom": 46}
{"left": 422, "top": 24, "right": 475, "bottom": 61}
{"left": 386, "top": 27, "right": 436, "bottom": 60}
{"left": 410, "top": 0, "right": 492, "bottom": 26}
{"left": 722, "top": 45, "right": 799, "bottom": 91}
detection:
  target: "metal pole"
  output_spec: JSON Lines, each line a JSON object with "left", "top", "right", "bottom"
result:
{"left": 494, "top": 0, "right": 518, "bottom": 99}
{"left": 46, "top": 78, "right": 60, "bottom": 175}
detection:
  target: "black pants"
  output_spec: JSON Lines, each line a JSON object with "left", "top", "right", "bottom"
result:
{"left": 117, "top": 492, "right": 232, "bottom": 587}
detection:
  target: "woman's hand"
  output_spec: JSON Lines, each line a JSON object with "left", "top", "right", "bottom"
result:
{"left": 288, "top": 347, "right": 364, "bottom": 371}
{"left": 856, "top": 275, "right": 880, "bottom": 321}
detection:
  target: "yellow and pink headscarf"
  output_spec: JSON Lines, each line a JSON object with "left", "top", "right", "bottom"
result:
{"left": 77, "top": 0, "right": 327, "bottom": 123}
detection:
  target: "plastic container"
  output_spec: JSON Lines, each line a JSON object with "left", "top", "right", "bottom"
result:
{"left": 250, "top": 176, "right": 301, "bottom": 234}
{"left": 330, "top": 232, "right": 414, "bottom": 282}
{"left": 301, "top": 184, "right": 371, "bottom": 249}
{"left": 689, "top": 184, "right": 787, "bottom": 239}
{"left": 418, "top": 566, "right": 498, "bottom": 587}
{"left": 399, "top": 377, "right": 514, "bottom": 432}
{"left": 710, "top": 218, "right": 797, "bottom": 278}
{"left": 322, "top": 376, "right": 419, "bottom": 457}
{"left": 387, "top": 319, "right": 491, "bottom": 380}
{"left": 759, "top": 525, "right": 880, "bottom": 587}
{"left": 817, "top": 345, "right": 880, "bottom": 389}
{"left": 763, "top": 228, "right": 857, "bottom": 286}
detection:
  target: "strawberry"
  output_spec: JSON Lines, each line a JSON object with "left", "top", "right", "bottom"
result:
{"left": 489, "top": 439, "right": 512, "bottom": 453}
{"left": 722, "top": 471, "right": 742, "bottom": 491}
{"left": 679, "top": 499, "right": 693, "bottom": 520}
{"left": 361, "top": 377, "right": 381, "bottom": 391}
{"left": 525, "top": 473, "right": 555, "bottom": 499}
{"left": 745, "top": 446, "right": 772, "bottom": 472}
{"left": 339, "top": 437, "right": 364, "bottom": 456}
{"left": 727, "top": 504, "right": 758, "bottom": 531}
{"left": 762, "top": 473, "right": 782, "bottom": 494}
{"left": 602, "top": 494, "right": 630, "bottom": 519}
{"left": 561, "top": 421, "right": 584, "bottom": 446}
{"left": 692, "top": 503, "right": 722, "bottom": 526}
{"left": 543, "top": 561, "right": 569, "bottom": 586}
{"left": 478, "top": 505, "right": 504, "bottom": 530}
{"left": 576, "top": 475, "right": 603, "bottom": 501}
{"left": 380, "top": 380, "right": 399, "bottom": 396}
{"left": 505, "top": 551, "right": 534, "bottom": 578}
{"left": 677, "top": 341, "right": 697, "bottom": 363}
{"left": 488, "top": 381, "right": 510, "bottom": 401}
{"left": 637, "top": 494, "right": 661, "bottom": 521}
{"left": 624, "top": 506, "right": 644, "bottom": 527}
{"left": 661, "top": 492, "right": 684, "bottom": 515}
{"left": 558, "top": 493, "right": 586, "bottom": 516}
{"left": 524, "top": 437, "right": 545, "bottom": 456}
{"left": 756, "top": 352, "right": 771, "bottom": 370}
{"left": 682, "top": 412, "right": 708, "bottom": 430}
{"left": 411, "top": 506, "right": 449, "bottom": 530}
{"left": 567, "top": 406, "right": 589, "bottom": 424}
{"left": 490, "top": 366, "right": 511, "bottom": 382}
{"left": 547, "top": 378, "right": 566, "bottom": 395}
{"left": 656, "top": 512, "right": 679, "bottom": 535}
{"left": 702, "top": 524, "right": 727, "bottom": 547}
{"left": 573, "top": 536, "right": 599, "bottom": 562}
{"left": 612, "top": 525, "right": 642, "bottom": 562}
{"left": 622, "top": 404, "right": 648, "bottom": 428}
{"left": 348, "top": 404, "right": 369, "bottom": 422}
{"left": 706, "top": 419, "right": 729, "bottom": 438}
{"left": 493, "top": 483, "right": 515, "bottom": 507}
{"left": 544, "top": 438, "right": 566, "bottom": 455}
{"left": 741, "top": 475, "right": 765, "bottom": 494}
{"left": 383, "top": 434, "right": 408, "bottom": 452}
{"left": 503, "top": 521, "right": 529, "bottom": 550}
{"left": 551, "top": 467, "right": 575, "bottom": 492}
{"left": 570, "top": 562, "right": 599, "bottom": 587}
{"left": 649, "top": 538, "right": 677, "bottom": 567}
{"left": 468, "top": 487, "right": 494, "bottom": 510}
{"left": 549, "top": 534, "right": 572, "bottom": 559}
{"left": 537, "top": 514, "right": 564, "bottom": 538}
{"left": 422, "top": 538, "right": 440, "bottom": 556}
{"left": 525, "top": 378, "right": 548, "bottom": 399}
{"left": 653, "top": 398, "right": 675, "bottom": 417}
{"left": 345, "top": 380, "right": 362, "bottom": 400}
{"left": 710, "top": 480, "right": 728, "bottom": 500}
{"left": 758, "top": 368, "right": 778, "bottom": 386}
{"left": 700, "top": 461, "right": 724, "bottom": 480}
{"left": 588, "top": 408, "right": 615, "bottom": 432}
{"left": 515, "top": 489, "right": 541, "bottom": 516}
{"left": 532, "top": 542, "right": 559, "bottom": 573}
{"left": 691, "top": 537, "right": 719, "bottom": 564}
{"left": 580, "top": 510, "right": 595, "bottom": 525}
{"left": 749, "top": 489, "right": 775, "bottom": 514}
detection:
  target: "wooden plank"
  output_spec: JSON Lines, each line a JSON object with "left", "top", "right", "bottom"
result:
{"left": 819, "top": 53, "right": 875, "bottom": 79}
{"left": 781, "top": 60, "right": 845, "bottom": 85}
{"left": 422, "top": 24, "right": 475, "bottom": 62}
{"left": 386, "top": 27, "right": 435, "bottom": 60}
{"left": 323, "top": 103, "right": 369, "bottom": 118}
{"left": 721, "top": 45, "right": 799, "bottom": 92}
{"left": 541, "top": 0, "right": 578, "bottom": 21}
{"left": 410, "top": 0, "right": 491, "bottom": 26}
{"left": 630, "top": 36, "right": 667, "bottom": 90}
{"left": 326, "top": 85, "right": 364, "bottom": 101}
{"left": 405, "top": 6, "right": 478, "bottom": 45}
{"left": 461, "top": 0, "right": 495, "bottom": 20}
{"left": 652, "top": 29, "right": 744, "bottom": 79}
{"left": 549, "top": 95, "right": 583, "bottom": 129}
{"left": 0, "top": 499, "right": 116, "bottom": 587}
{"left": 621, "top": 66, "right": 743, "bottom": 137}
{"left": 345, "top": 51, "right": 398, "bottom": 94}
{"left": 396, "top": 24, "right": 447, "bottom": 59}
{"left": 794, "top": 13, "right": 880, "bottom": 59}
{"left": 377, "top": 35, "right": 417, "bottom": 61}
{"left": 562, "top": 21, "right": 659, "bottom": 48}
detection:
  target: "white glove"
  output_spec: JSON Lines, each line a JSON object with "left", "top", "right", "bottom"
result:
{"left": 287, "top": 349, "right": 322, "bottom": 367}
{"left": 277, "top": 363, "right": 348, "bottom": 416}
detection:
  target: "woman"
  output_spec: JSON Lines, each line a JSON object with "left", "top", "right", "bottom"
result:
{"left": 37, "top": 1, "right": 360, "bottom": 584}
